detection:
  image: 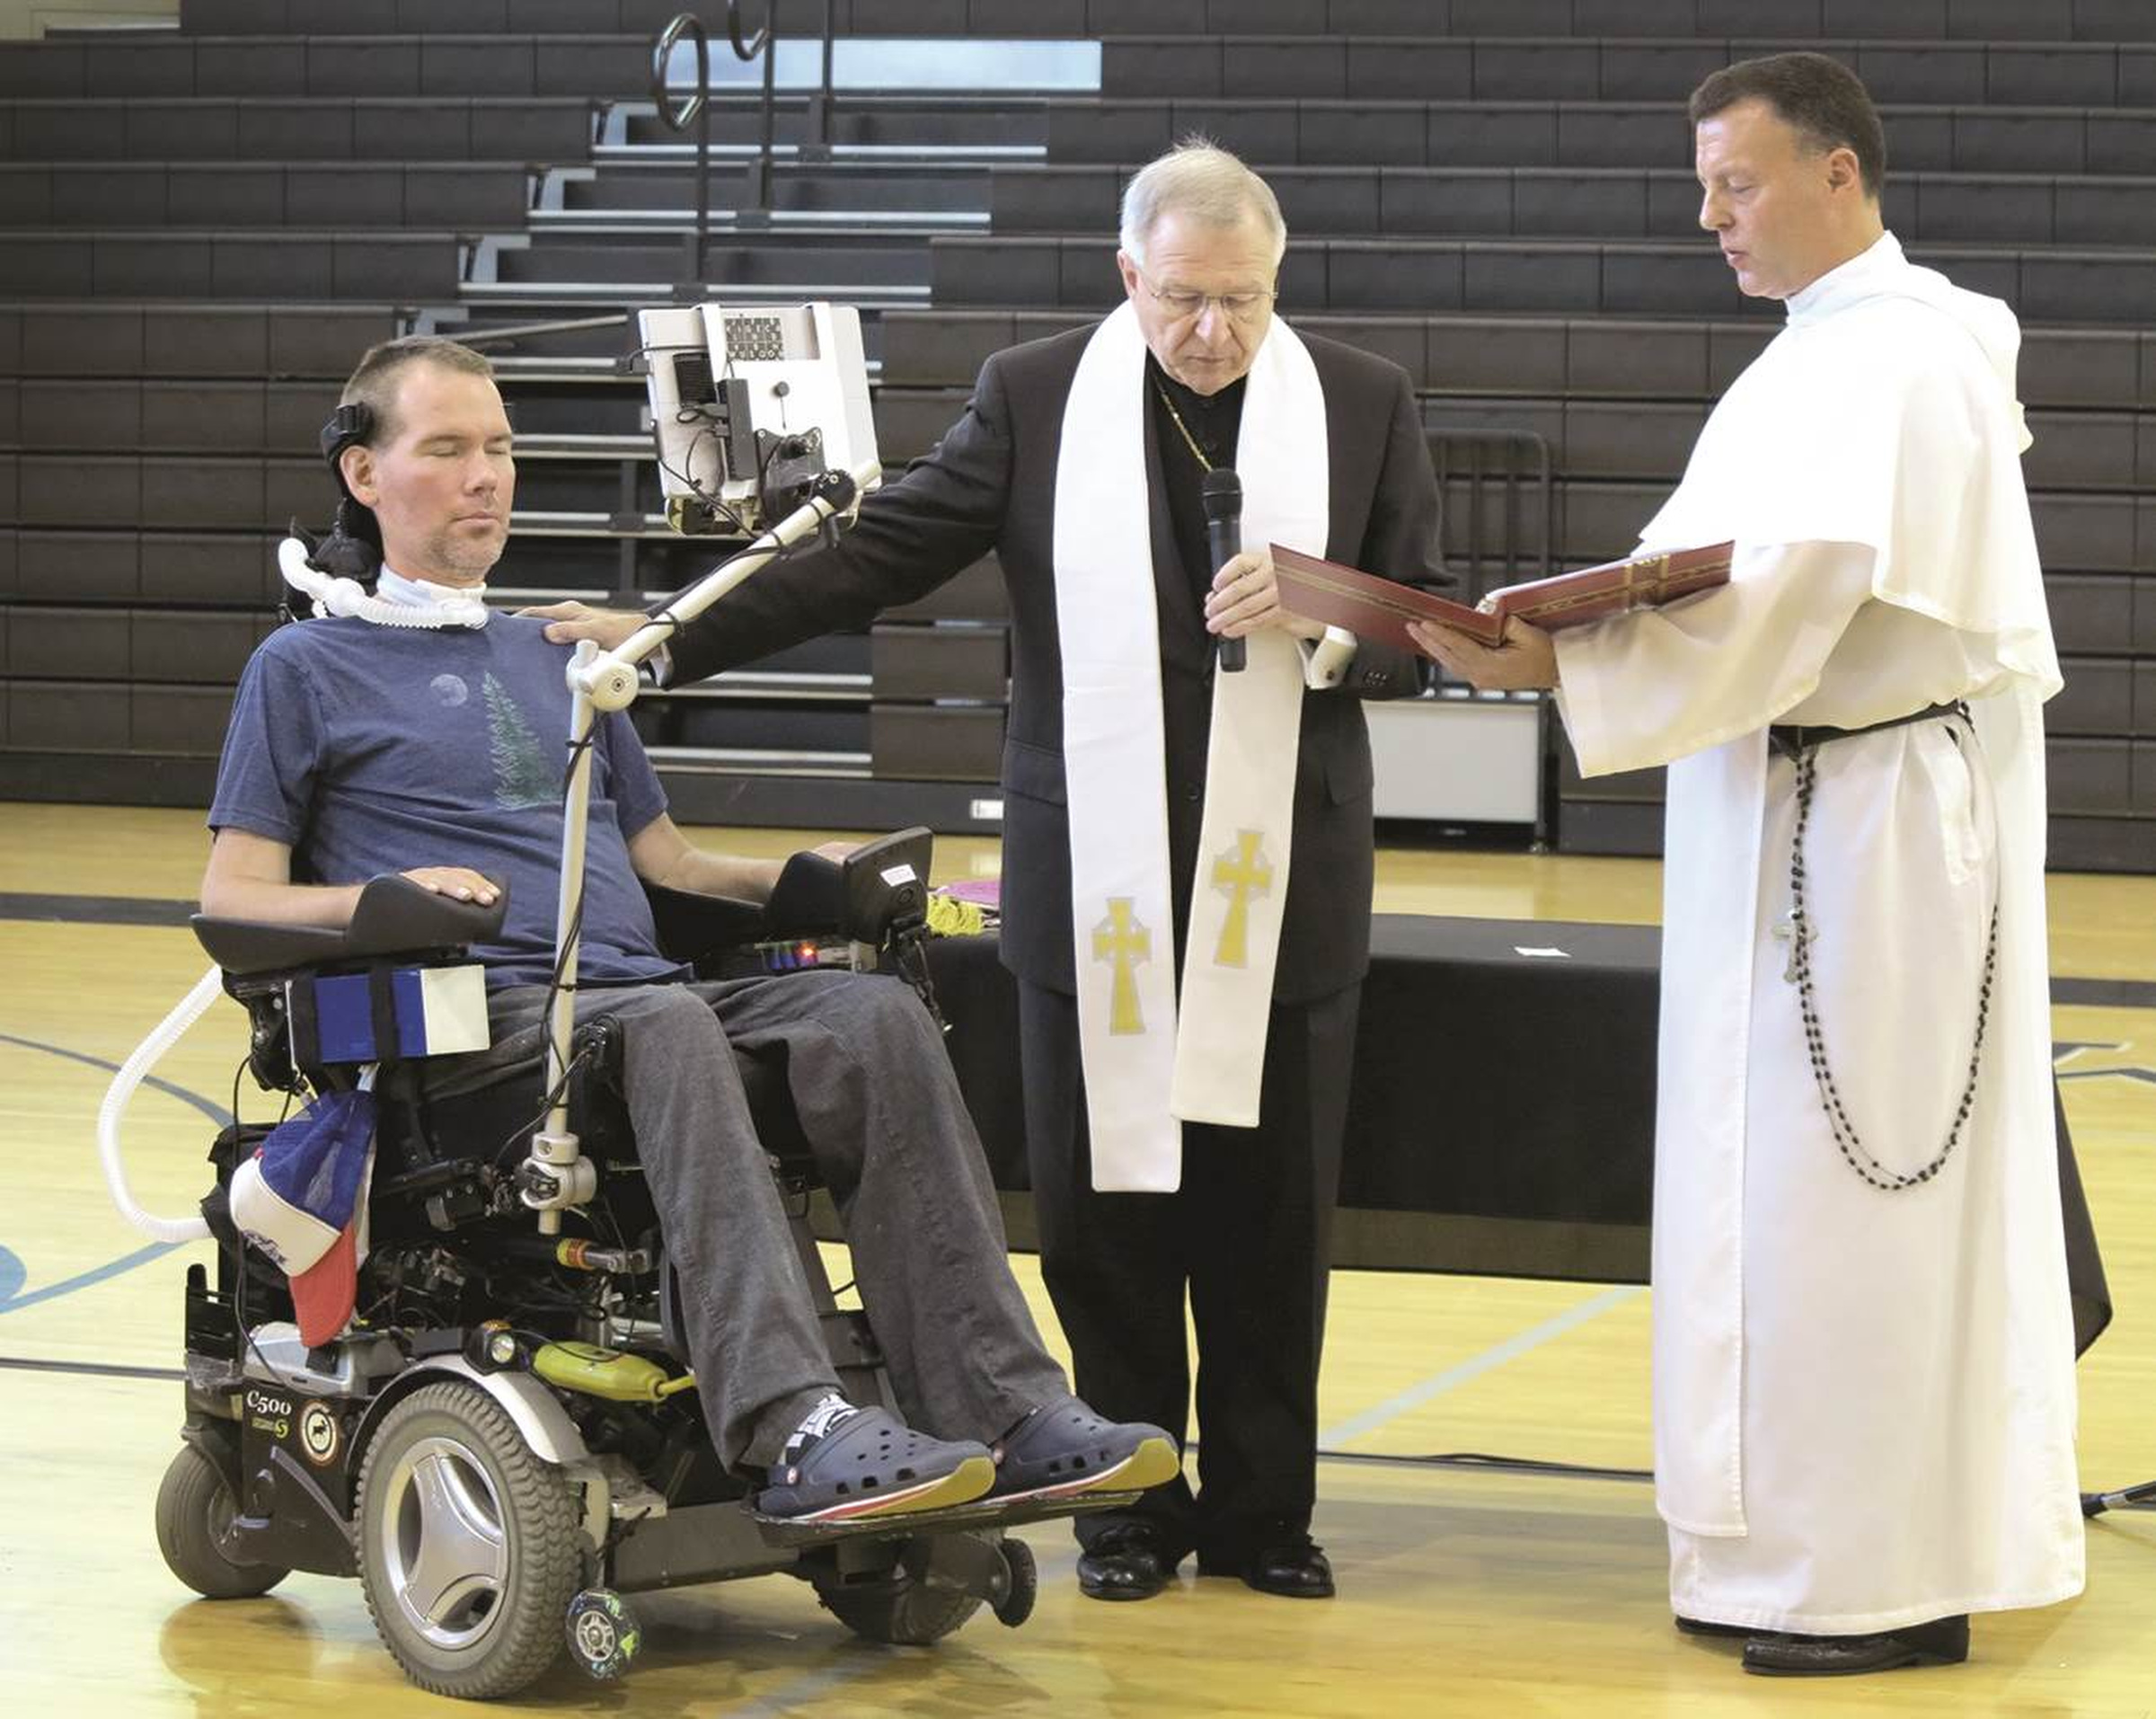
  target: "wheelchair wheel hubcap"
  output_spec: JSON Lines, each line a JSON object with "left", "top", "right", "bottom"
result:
{"left": 379, "top": 1434, "right": 511, "bottom": 1652}
{"left": 575, "top": 1611, "right": 616, "bottom": 1658}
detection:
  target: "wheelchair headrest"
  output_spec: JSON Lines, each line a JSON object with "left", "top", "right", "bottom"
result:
{"left": 290, "top": 403, "right": 384, "bottom": 588}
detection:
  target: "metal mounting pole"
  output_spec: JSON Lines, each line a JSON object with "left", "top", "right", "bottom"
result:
{"left": 517, "top": 463, "right": 882, "bottom": 1235}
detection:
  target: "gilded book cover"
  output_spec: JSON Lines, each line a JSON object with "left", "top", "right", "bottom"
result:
{"left": 1272, "top": 541, "right": 1736, "bottom": 652}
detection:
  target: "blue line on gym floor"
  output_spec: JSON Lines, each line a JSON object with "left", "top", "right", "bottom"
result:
{"left": 0, "top": 1032, "right": 227, "bottom": 1314}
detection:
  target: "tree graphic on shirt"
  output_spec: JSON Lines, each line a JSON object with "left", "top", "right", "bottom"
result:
{"left": 484, "top": 673, "right": 558, "bottom": 810}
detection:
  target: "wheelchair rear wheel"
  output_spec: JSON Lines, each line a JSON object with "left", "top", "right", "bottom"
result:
{"left": 356, "top": 1380, "right": 585, "bottom": 1699}
{"left": 155, "top": 1442, "right": 289, "bottom": 1600}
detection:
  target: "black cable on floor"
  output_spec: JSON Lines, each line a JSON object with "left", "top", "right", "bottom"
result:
{"left": 1318, "top": 1447, "right": 1652, "bottom": 1483}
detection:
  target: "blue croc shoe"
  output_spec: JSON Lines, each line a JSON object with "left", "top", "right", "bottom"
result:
{"left": 755, "top": 1406, "right": 994, "bottom": 1523}
{"left": 990, "top": 1396, "right": 1180, "bottom": 1504}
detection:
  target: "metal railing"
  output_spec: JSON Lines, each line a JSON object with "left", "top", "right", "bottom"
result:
{"left": 451, "top": 312, "right": 632, "bottom": 350}
{"left": 651, "top": 3, "right": 837, "bottom": 286}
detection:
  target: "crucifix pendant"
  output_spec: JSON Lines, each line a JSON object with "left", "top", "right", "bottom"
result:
{"left": 1772, "top": 905, "right": 1814, "bottom": 984}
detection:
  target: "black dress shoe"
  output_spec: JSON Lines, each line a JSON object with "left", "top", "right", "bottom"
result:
{"left": 1198, "top": 1536, "right": 1336, "bottom": 1599}
{"left": 1076, "top": 1525, "right": 1172, "bottom": 1601}
{"left": 1742, "top": 1614, "right": 1970, "bottom": 1677}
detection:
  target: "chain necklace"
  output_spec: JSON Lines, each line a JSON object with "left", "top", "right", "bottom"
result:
{"left": 1785, "top": 735, "right": 1997, "bottom": 1192}
{"left": 1153, "top": 383, "right": 1217, "bottom": 473}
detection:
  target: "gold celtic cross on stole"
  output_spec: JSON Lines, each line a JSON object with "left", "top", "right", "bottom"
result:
{"left": 1211, "top": 829, "right": 1275, "bottom": 968}
{"left": 1092, "top": 898, "right": 1152, "bottom": 1034}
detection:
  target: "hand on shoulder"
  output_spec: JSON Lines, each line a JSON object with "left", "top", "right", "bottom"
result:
{"left": 521, "top": 600, "right": 647, "bottom": 651}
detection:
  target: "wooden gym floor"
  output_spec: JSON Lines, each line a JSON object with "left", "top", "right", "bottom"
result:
{"left": 2, "top": 802, "right": 2151, "bottom": 1716}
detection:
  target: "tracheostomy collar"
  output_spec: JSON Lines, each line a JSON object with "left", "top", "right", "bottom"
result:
{"left": 376, "top": 565, "right": 492, "bottom": 625}
{"left": 278, "top": 537, "right": 490, "bottom": 630}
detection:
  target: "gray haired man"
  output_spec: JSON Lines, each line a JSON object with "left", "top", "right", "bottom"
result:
{"left": 538, "top": 143, "right": 1445, "bottom": 1599}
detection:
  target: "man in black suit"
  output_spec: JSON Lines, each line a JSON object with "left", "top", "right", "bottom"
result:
{"left": 538, "top": 143, "right": 1444, "bottom": 1600}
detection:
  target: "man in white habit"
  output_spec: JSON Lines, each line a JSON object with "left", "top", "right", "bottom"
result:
{"left": 1410, "top": 53, "right": 2083, "bottom": 1677}
{"left": 535, "top": 143, "right": 1445, "bottom": 1600}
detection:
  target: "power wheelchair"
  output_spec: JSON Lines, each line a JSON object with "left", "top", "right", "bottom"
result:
{"left": 154, "top": 837, "right": 1113, "bottom": 1699}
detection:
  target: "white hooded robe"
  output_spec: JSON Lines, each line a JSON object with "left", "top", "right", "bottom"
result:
{"left": 1552, "top": 234, "right": 2084, "bottom": 1632}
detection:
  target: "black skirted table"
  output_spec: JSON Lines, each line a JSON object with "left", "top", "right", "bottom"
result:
{"left": 924, "top": 914, "right": 2110, "bottom": 1354}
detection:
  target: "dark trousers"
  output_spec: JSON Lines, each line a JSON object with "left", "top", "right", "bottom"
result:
{"left": 1018, "top": 977, "right": 1359, "bottom": 1565}
{"left": 442, "top": 973, "right": 1069, "bottom": 1472}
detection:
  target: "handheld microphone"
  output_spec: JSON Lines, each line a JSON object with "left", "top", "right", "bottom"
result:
{"left": 1202, "top": 466, "right": 1246, "bottom": 672}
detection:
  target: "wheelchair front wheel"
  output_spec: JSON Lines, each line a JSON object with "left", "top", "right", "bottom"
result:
{"left": 356, "top": 1379, "right": 584, "bottom": 1700}
{"left": 155, "top": 1442, "right": 289, "bottom": 1600}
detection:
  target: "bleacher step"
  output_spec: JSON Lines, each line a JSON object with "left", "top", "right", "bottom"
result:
{"left": 530, "top": 210, "right": 987, "bottom": 234}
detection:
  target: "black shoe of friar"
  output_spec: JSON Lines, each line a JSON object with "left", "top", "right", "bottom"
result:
{"left": 1741, "top": 1613, "right": 1970, "bottom": 1676}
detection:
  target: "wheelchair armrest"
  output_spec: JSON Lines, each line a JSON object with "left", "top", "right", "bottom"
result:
{"left": 192, "top": 873, "right": 509, "bottom": 977}
{"left": 764, "top": 827, "right": 932, "bottom": 943}
{"left": 642, "top": 882, "right": 768, "bottom": 964}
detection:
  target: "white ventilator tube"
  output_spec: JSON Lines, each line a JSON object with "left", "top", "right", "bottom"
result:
{"left": 97, "top": 964, "right": 222, "bottom": 1243}
{"left": 277, "top": 537, "right": 488, "bottom": 630}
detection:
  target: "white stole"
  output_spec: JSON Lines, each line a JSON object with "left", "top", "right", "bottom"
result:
{"left": 1050, "top": 302, "right": 1330, "bottom": 1191}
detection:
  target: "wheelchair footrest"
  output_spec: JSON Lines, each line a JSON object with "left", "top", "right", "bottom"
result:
{"left": 602, "top": 1487, "right": 1144, "bottom": 1597}
{"left": 748, "top": 1485, "right": 1147, "bottom": 1548}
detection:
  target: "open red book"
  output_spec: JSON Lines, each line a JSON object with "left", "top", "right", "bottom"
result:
{"left": 1271, "top": 540, "right": 1736, "bottom": 651}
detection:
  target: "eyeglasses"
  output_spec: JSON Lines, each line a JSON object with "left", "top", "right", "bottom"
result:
{"left": 1136, "top": 268, "right": 1277, "bottom": 325}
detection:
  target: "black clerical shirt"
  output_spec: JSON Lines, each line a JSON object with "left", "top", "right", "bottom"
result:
{"left": 1146, "top": 355, "right": 1248, "bottom": 595}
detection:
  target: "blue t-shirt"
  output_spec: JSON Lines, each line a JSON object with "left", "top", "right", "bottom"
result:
{"left": 208, "top": 614, "right": 685, "bottom": 989}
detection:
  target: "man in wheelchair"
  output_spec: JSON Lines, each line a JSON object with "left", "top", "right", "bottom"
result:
{"left": 199, "top": 340, "right": 1174, "bottom": 1575}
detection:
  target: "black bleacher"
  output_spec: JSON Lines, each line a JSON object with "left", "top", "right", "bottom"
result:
{"left": 162, "top": 0, "right": 2156, "bottom": 35}
{"left": 0, "top": 162, "right": 533, "bottom": 226}
{"left": 1, "top": 4, "right": 2151, "bottom": 864}
{"left": 0, "top": 302, "right": 396, "bottom": 799}
{"left": 0, "top": 31, "right": 653, "bottom": 98}
{"left": 0, "top": 95, "right": 595, "bottom": 159}
{"left": 1096, "top": 35, "right": 2156, "bottom": 105}
{"left": 985, "top": 161, "right": 2156, "bottom": 245}
{"left": 1045, "top": 97, "right": 2156, "bottom": 173}
{"left": 0, "top": 21, "right": 599, "bottom": 804}
{"left": 929, "top": 232, "right": 2156, "bottom": 323}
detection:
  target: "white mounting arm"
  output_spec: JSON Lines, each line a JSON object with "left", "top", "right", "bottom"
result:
{"left": 515, "top": 459, "right": 882, "bottom": 1232}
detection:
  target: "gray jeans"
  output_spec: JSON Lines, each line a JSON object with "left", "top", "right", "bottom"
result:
{"left": 431, "top": 970, "right": 1069, "bottom": 1469}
